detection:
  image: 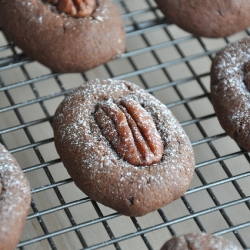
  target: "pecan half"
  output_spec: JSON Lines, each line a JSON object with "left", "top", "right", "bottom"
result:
{"left": 95, "top": 98, "right": 163, "bottom": 166}
{"left": 47, "top": 0, "right": 96, "bottom": 17}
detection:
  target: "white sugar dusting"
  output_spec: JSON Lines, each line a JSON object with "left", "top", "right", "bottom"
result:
{"left": 95, "top": 16, "right": 103, "bottom": 22}
{"left": 38, "top": 16, "right": 43, "bottom": 23}
{"left": 212, "top": 39, "right": 250, "bottom": 129}
{"left": 34, "top": 0, "right": 112, "bottom": 30}
{"left": 185, "top": 233, "right": 242, "bottom": 250}
{"left": 0, "top": 144, "right": 30, "bottom": 233}
{"left": 164, "top": 233, "right": 242, "bottom": 249}
{"left": 54, "top": 79, "right": 195, "bottom": 208}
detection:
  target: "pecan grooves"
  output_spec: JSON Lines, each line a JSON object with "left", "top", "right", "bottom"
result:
{"left": 47, "top": 0, "right": 96, "bottom": 17}
{"left": 95, "top": 98, "right": 163, "bottom": 166}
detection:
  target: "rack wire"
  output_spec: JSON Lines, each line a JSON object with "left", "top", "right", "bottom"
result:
{"left": 0, "top": 0, "right": 250, "bottom": 249}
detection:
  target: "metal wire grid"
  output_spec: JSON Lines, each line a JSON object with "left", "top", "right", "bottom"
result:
{"left": 0, "top": 0, "right": 250, "bottom": 249}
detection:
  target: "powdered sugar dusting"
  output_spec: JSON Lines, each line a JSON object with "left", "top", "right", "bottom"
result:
{"left": 53, "top": 79, "right": 195, "bottom": 215}
{"left": 162, "top": 233, "right": 243, "bottom": 250}
{"left": 19, "top": 0, "right": 114, "bottom": 30}
{"left": 211, "top": 38, "right": 250, "bottom": 150}
{"left": 212, "top": 39, "right": 250, "bottom": 124}
{"left": 0, "top": 144, "right": 30, "bottom": 233}
{"left": 186, "top": 233, "right": 242, "bottom": 250}
{"left": 43, "top": 0, "right": 111, "bottom": 26}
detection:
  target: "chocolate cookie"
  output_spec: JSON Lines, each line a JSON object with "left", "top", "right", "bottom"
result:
{"left": 211, "top": 37, "right": 250, "bottom": 152}
{"left": 53, "top": 79, "right": 195, "bottom": 217}
{"left": 154, "top": 0, "right": 250, "bottom": 38}
{"left": 0, "top": 0, "right": 125, "bottom": 73}
{"left": 0, "top": 143, "right": 31, "bottom": 250}
{"left": 161, "top": 233, "right": 243, "bottom": 250}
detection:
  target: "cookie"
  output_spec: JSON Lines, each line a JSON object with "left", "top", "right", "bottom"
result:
{"left": 211, "top": 37, "right": 250, "bottom": 151}
{"left": 0, "top": 143, "right": 31, "bottom": 250}
{"left": 0, "top": 0, "right": 125, "bottom": 73}
{"left": 53, "top": 79, "right": 195, "bottom": 217}
{"left": 160, "top": 233, "right": 243, "bottom": 250}
{"left": 154, "top": 0, "right": 250, "bottom": 38}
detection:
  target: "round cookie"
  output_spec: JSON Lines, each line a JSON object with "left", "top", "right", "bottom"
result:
{"left": 211, "top": 37, "right": 250, "bottom": 152}
{"left": 53, "top": 79, "right": 195, "bottom": 217}
{"left": 0, "top": 0, "right": 125, "bottom": 73}
{"left": 154, "top": 0, "right": 250, "bottom": 38}
{"left": 0, "top": 143, "right": 31, "bottom": 250}
{"left": 161, "top": 233, "right": 243, "bottom": 250}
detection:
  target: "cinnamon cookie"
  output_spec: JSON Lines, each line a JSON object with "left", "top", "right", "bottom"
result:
{"left": 211, "top": 37, "right": 250, "bottom": 152}
{"left": 0, "top": 0, "right": 125, "bottom": 73}
{"left": 0, "top": 143, "right": 31, "bottom": 250}
{"left": 53, "top": 79, "right": 195, "bottom": 217}
{"left": 161, "top": 233, "right": 243, "bottom": 250}
{"left": 154, "top": 0, "right": 250, "bottom": 38}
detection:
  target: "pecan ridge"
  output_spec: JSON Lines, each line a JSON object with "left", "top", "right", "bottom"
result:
{"left": 95, "top": 98, "right": 163, "bottom": 166}
{"left": 47, "top": 0, "right": 96, "bottom": 17}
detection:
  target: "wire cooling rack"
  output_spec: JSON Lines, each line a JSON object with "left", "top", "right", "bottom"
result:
{"left": 1, "top": 0, "right": 250, "bottom": 249}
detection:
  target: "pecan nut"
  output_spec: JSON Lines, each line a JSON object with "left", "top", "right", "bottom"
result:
{"left": 95, "top": 98, "right": 163, "bottom": 166}
{"left": 47, "top": 0, "right": 96, "bottom": 17}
